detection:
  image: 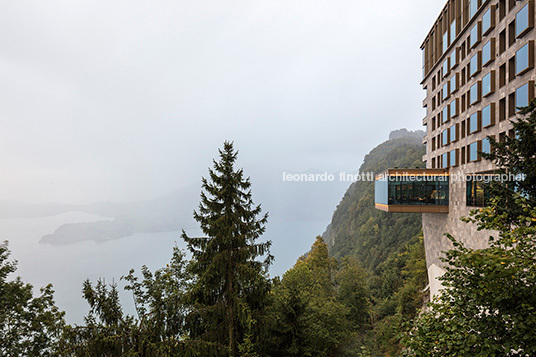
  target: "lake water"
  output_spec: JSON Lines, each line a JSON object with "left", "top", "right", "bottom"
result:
{"left": 0, "top": 212, "right": 328, "bottom": 324}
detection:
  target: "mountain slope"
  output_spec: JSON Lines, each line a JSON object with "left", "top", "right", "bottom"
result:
{"left": 324, "top": 131, "right": 426, "bottom": 273}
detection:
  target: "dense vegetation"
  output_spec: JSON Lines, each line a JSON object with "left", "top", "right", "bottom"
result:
{"left": 324, "top": 135, "right": 425, "bottom": 271}
{"left": 405, "top": 99, "right": 536, "bottom": 355}
{"left": 0, "top": 135, "right": 431, "bottom": 356}
{"left": 0, "top": 241, "right": 65, "bottom": 356}
{"left": 322, "top": 133, "right": 429, "bottom": 354}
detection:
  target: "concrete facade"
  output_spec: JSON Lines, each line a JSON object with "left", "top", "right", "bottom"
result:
{"left": 421, "top": 0, "right": 536, "bottom": 295}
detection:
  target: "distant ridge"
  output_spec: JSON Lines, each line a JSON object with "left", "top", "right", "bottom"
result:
{"left": 389, "top": 128, "right": 425, "bottom": 141}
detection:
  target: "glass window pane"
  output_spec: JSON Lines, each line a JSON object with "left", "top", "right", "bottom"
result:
{"left": 450, "top": 125, "right": 457, "bottom": 141}
{"left": 450, "top": 49, "right": 457, "bottom": 69}
{"left": 470, "top": 0, "right": 478, "bottom": 19}
{"left": 442, "top": 153, "right": 449, "bottom": 168}
{"left": 482, "top": 137, "right": 491, "bottom": 153}
{"left": 470, "top": 53, "right": 479, "bottom": 76}
{"left": 470, "top": 142, "right": 478, "bottom": 161}
{"left": 467, "top": 176, "right": 491, "bottom": 207}
{"left": 483, "top": 41, "right": 491, "bottom": 64}
{"left": 450, "top": 75, "right": 457, "bottom": 92}
{"left": 443, "top": 106, "right": 449, "bottom": 123}
{"left": 467, "top": 177, "right": 474, "bottom": 206}
{"left": 442, "top": 129, "right": 448, "bottom": 146}
{"left": 516, "top": 43, "right": 529, "bottom": 74}
{"left": 516, "top": 83, "right": 529, "bottom": 108}
{"left": 375, "top": 179, "right": 388, "bottom": 205}
{"left": 483, "top": 8, "right": 492, "bottom": 33}
{"left": 470, "top": 24, "right": 479, "bottom": 47}
{"left": 438, "top": 180, "right": 449, "bottom": 205}
{"left": 516, "top": 4, "right": 529, "bottom": 37}
{"left": 483, "top": 72, "right": 492, "bottom": 96}
{"left": 450, "top": 20, "right": 457, "bottom": 44}
{"left": 470, "top": 83, "right": 479, "bottom": 104}
{"left": 443, "top": 83, "right": 449, "bottom": 100}
{"left": 443, "top": 31, "right": 449, "bottom": 53}
{"left": 450, "top": 150, "right": 456, "bottom": 166}
{"left": 470, "top": 112, "right": 479, "bottom": 133}
{"left": 422, "top": 49, "right": 426, "bottom": 78}
{"left": 450, "top": 100, "right": 457, "bottom": 116}
{"left": 482, "top": 104, "right": 491, "bottom": 127}
{"left": 443, "top": 59, "right": 449, "bottom": 76}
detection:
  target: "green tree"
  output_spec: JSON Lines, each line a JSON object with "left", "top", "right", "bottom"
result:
{"left": 335, "top": 257, "right": 369, "bottom": 331}
{"left": 0, "top": 241, "right": 65, "bottom": 356}
{"left": 264, "top": 236, "right": 351, "bottom": 357}
{"left": 405, "top": 198, "right": 536, "bottom": 356}
{"left": 481, "top": 99, "right": 536, "bottom": 221}
{"left": 181, "top": 141, "right": 272, "bottom": 356}
{"left": 59, "top": 279, "right": 136, "bottom": 356}
{"left": 59, "top": 246, "right": 192, "bottom": 356}
{"left": 365, "top": 233, "right": 427, "bottom": 356}
{"left": 406, "top": 100, "right": 536, "bottom": 356}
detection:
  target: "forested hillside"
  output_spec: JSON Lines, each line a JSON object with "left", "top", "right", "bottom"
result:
{"left": 324, "top": 131, "right": 426, "bottom": 272}
{"left": 321, "top": 130, "right": 429, "bottom": 354}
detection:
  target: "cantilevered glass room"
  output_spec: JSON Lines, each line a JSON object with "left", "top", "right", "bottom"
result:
{"left": 375, "top": 169, "right": 449, "bottom": 213}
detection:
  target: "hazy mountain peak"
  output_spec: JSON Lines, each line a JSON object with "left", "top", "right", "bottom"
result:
{"left": 389, "top": 128, "right": 425, "bottom": 141}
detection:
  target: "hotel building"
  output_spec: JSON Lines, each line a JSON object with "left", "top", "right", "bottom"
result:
{"left": 375, "top": 0, "right": 535, "bottom": 297}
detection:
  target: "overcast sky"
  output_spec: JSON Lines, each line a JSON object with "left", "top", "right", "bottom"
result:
{"left": 0, "top": 0, "right": 446, "bottom": 204}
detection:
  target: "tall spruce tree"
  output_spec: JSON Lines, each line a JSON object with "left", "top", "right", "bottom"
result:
{"left": 182, "top": 141, "right": 272, "bottom": 356}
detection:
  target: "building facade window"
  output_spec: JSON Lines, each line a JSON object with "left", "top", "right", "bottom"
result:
{"left": 450, "top": 150, "right": 457, "bottom": 167}
{"left": 450, "top": 74, "right": 458, "bottom": 93}
{"left": 483, "top": 40, "right": 494, "bottom": 65}
{"left": 516, "top": 4, "right": 530, "bottom": 37}
{"left": 442, "top": 152, "right": 449, "bottom": 168}
{"left": 443, "top": 58, "right": 450, "bottom": 77}
{"left": 470, "top": 82, "right": 481, "bottom": 104}
{"left": 470, "top": 22, "right": 481, "bottom": 47}
{"left": 470, "top": 52, "right": 481, "bottom": 76}
{"left": 443, "top": 31, "right": 449, "bottom": 53}
{"left": 450, "top": 124, "right": 457, "bottom": 142}
{"left": 470, "top": 0, "right": 479, "bottom": 19}
{"left": 450, "top": 99, "right": 458, "bottom": 117}
{"left": 482, "top": 137, "right": 491, "bottom": 154}
{"left": 470, "top": 112, "right": 480, "bottom": 133}
{"left": 466, "top": 176, "right": 491, "bottom": 206}
{"left": 450, "top": 48, "right": 458, "bottom": 69}
{"left": 443, "top": 106, "right": 450, "bottom": 123}
{"left": 516, "top": 43, "right": 530, "bottom": 74}
{"left": 516, "top": 83, "right": 529, "bottom": 108}
{"left": 483, "top": 7, "right": 493, "bottom": 34}
{"left": 450, "top": 20, "right": 457, "bottom": 44}
{"left": 443, "top": 82, "right": 450, "bottom": 100}
{"left": 482, "top": 104, "right": 494, "bottom": 127}
{"left": 469, "top": 142, "right": 479, "bottom": 161}
{"left": 422, "top": 48, "right": 426, "bottom": 79}
{"left": 483, "top": 72, "right": 494, "bottom": 96}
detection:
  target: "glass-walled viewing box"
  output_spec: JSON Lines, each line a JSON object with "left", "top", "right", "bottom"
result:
{"left": 375, "top": 169, "right": 449, "bottom": 213}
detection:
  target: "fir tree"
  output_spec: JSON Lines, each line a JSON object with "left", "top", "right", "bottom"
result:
{"left": 182, "top": 141, "right": 272, "bottom": 356}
